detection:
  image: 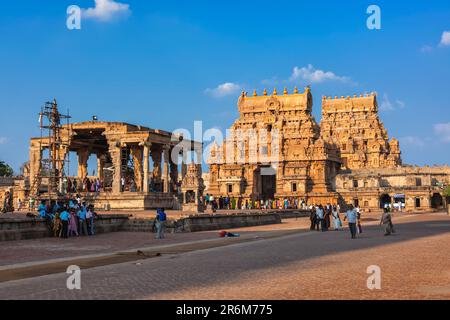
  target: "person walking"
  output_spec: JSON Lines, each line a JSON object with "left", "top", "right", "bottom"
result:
{"left": 380, "top": 208, "right": 395, "bottom": 236}
{"left": 344, "top": 205, "right": 358, "bottom": 239}
{"left": 155, "top": 208, "right": 167, "bottom": 239}
{"left": 316, "top": 205, "right": 325, "bottom": 232}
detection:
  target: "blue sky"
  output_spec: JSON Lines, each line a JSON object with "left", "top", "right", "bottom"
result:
{"left": 0, "top": 0, "right": 449, "bottom": 172}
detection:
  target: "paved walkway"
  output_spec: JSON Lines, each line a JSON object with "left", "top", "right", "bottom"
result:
{"left": 0, "top": 217, "right": 311, "bottom": 267}
{"left": 0, "top": 212, "right": 448, "bottom": 299}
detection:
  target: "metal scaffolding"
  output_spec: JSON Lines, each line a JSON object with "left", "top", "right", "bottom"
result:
{"left": 33, "top": 99, "right": 72, "bottom": 199}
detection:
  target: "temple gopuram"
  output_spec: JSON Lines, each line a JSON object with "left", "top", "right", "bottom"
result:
{"left": 207, "top": 87, "right": 450, "bottom": 212}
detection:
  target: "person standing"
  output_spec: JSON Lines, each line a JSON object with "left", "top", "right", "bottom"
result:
{"left": 316, "top": 205, "right": 325, "bottom": 232}
{"left": 356, "top": 206, "right": 363, "bottom": 234}
{"left": 155, "top": 208, "right": 167, "bottom": 239}
{"left": 324, "top": 205, "right": 331, "bottom": 231}
{"left": 68, "top": 209, "right": 79, "bottom": 237}
{"left": 344, "top": 205, "right": 358, "bottom": 239}
{"left": 310, "top": 207, "right": 317, "bottom": 231}
{"left": 121, "top": 177, "right": 125, "bottom": 192}
{"left": 332, "top": 206, "right": 341, "bottom": 231}
{"left": 60, "top": 208, "right": 70, "bottom": 239}
{"left": 77, "top": 203, "right": 88, "bottom": 236}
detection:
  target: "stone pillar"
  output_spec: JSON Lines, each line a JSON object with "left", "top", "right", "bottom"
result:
{"left": 77, "top": 149, "right": 89, "bottom": 179}
{"left": 130, "top": 145, "right": 143, "bottom": 192}
{"left": 170, "top": 161, "right": 178, "bottom": 193}
{"left": 151, "top": 146, "right": 162, "bottom": 183}
{"left": 97, "top": 155, "right": 105, "bottom": 180}
{"left": 143, "top": 142, "right": 151, "bottom": 193}
{"left": 109, "top": 141, "right": 122, "bottom": 194}
{"left": 163, "top": 146, "right": 171, "bottom": 194}
{"left": 29, "top": 145, "right": 42, "bottom": 196}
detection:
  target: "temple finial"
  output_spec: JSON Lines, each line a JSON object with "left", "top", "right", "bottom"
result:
{"left": 294, "top": 86, "right": 299, "bottom": 94}
{"left": 273, "top": 88, "right": 277, "bottom": 96}
{"left": 263, "top": 88, "right": 267, "bottom": 96}
{"left": 253, "top": 90, "right": 257, "bottom": 97}
{"left": 283, "top": 87, "right": 288, "bottom": 95}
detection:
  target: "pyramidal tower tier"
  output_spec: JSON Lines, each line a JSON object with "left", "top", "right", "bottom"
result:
{"left": 320, "top": 93, "right": 402, "bottom": 170}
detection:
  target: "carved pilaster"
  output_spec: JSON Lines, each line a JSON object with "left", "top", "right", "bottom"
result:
{"left": 143, "top": 142, "right": 151, "bottom": 193}
{"left": 130, "top": 145, "right": 143, "bottom": 192}
{"left": 108, "top": 141, "right": 122, "bottom": 194}
{"left": 163, "top": 146, "right": 171, "bottom": 193}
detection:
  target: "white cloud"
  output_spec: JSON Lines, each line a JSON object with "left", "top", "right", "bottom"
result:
{"left": 440, "top": 31, "right": 450, "bottom": 47}
{"left": 434, "top": 122, "right": 450, "bottom": 143}
{"left": 83, "top": 0, "right": 131, "bottom": 22}
{"left": 0, "top": 137, "right": 7, "bottom": 145}
{"left": 205, "top": 83, "right": 242, "bottom": 98}
{"left": 420, "top": 45, "right": 434, "bottom": 53}
{"left": 379, "top": 94, "right": 406, "bottom": 111}
{"left": 421, "top": 31, "right": 450, "bottom": 51}
{"left": 399, "top": 136, "right": 425, "bottom": 147}
{"left": 289, "top": 64, "right": 350, "bottom": 84}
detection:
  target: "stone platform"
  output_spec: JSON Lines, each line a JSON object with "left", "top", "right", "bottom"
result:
{"left": 82, "top": 192, "right": 179, "bottom": 211}
{"left": 0, "top": 214, "right": 129, "bottom": 242}
{"left": 0, "top": 209, "right": 309, "bottom": 242}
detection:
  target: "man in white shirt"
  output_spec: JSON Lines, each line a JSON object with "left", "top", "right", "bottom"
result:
{"left": 344, "top": 205, "right": 358, "bottom": 239}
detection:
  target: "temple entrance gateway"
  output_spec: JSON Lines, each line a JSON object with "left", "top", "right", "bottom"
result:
{"left": 380, "top": 194, "right": 391, "bottom": 209}
{"left": 260, "top": 166, "right": 276, "bottom": 200}
{"left": 431, "top": 193, "right": 443, "bottom": 209}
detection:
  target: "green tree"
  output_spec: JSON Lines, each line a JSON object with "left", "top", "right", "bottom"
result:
{"left": 0, "top": 161, "right": 14, "bottom": 177}
{"left": 444, "top": 186, "right": 450, "bottom": 207}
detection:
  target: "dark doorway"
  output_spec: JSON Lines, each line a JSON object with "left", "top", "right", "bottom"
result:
{"left": 415, "top": 198, "right": 421, "bottom": 208}
{"left": 380, "top": 194, "right": 391, "bottom": 209}
{"left": 259, "top": 166, "right": 276, "bottom": 200}
{"left": 431, "top": 193, "right": 443, "bottom": 209}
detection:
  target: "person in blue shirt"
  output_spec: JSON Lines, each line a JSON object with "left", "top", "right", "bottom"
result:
{"left": 155, "top": 208, "right": 167, "bottom": 239}
{"left": 59, "top": 208, "right": 70, "bottom": 239}
{"left": 344, "top": 205, "right": 358, "bottom": 239}
{"left": 77, "top": 203, "right": 88, "bottom": 236}
{"left": 37, "top": 201, "right": 47, "bottom": 218}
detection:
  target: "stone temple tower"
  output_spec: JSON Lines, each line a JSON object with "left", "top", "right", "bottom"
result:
{"left": 320, "top": 93, "right": 402, "bottom": 170}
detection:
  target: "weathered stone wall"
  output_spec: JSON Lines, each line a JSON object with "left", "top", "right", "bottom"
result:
{"left": 176, "top": 213, "right": 282, "bottom": 232}
{"left": 86, "top": 193, "right": 178, "bottom": 211}
{"left": 0, "top": 214, "right": 129, "bottom": 242}
{"left": 335, "top": 166, "right": 450, "bottom": 211}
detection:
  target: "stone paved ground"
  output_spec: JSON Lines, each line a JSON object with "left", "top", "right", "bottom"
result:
{"left": 0, "top": 217, "right": 311, "bottom": 267}
{"left": 0, "top": 212, "right": 448, "bottom": 300}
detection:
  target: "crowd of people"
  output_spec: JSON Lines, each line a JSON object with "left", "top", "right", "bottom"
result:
{"left": 37, "top": 197, "right": 97, "bottom": 239}
{"left": 63, "top": 177, "right": 102, "bottom": 194}
{"left": 202, "top": 194, "right": 308, "bottom": 212}
{"left": 309, "top": 203, "right": 396, "bottom": 239}
{"left": 309, "top": 204, "right": 368, "bottom": 239}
